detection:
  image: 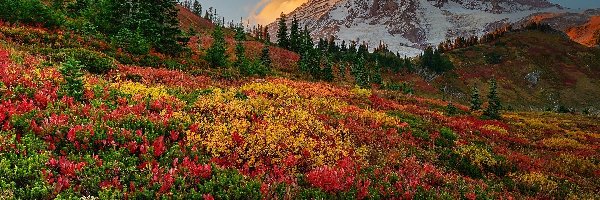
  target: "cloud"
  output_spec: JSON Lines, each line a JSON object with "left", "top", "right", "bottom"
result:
{"left": 249, "top": 0, "right": 308, "bottom": 25}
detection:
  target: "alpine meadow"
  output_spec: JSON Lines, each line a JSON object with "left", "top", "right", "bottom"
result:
{"left": 0, "top": 0, "right": 599, "bottom": 199}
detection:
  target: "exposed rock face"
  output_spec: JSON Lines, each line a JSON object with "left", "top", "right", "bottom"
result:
{"left": 519, "top": 9, "right": 600, "bottom": 47}
{"left": 268, "top": 0, "right": 562, "bottom": 56}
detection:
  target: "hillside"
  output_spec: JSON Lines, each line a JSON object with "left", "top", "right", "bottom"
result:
{"left": 1, "top": 27, "right": 599, "bottom": 198}
{"left": 566, "top": 16, "right": 600, "bottom": 47}
{"left": 0, "top": 1, "right": 599, "bottom": 199}
{"left": 521, "top": 9, "right": 600, "bottom": 47}
{"left": 413, "top": 29, "right": 600, "bottom": 112}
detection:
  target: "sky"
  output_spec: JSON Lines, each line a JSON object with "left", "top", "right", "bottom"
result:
{"left": 198, "top": 0, "right": 600, "bottom": 25}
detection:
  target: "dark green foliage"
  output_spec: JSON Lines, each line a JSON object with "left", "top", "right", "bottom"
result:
{"left": 57, "top": 48, "right": 116, "bottom": 74}
{"left": 485, "top": 51, "right": 503, "bottom": 64}
{"left": 0, "top": 0, "right": 65, "bottom": 28}
{"left": 0, "top": 134, "right": 52, "bottom": 199}
{"left": 60, "top": 58, "right": 85, "bottom": 101}
{"left": 470, "top": 86, "right": 482, "bottom": 111}
{"left": 383, "top": 82, "right": 414, "bottom": 94}
{"left": 111, "top": 28, "right": 151, "bottom": 55}
{"left": 435, "top": 127, "right": 457, "bottom": 148}
{"left": 289, "top": 16, "right": 301, "bottom": 52}
{"left": 322, "top": 57, "right": 334, "bottom": 82}
{"left": 276, "top": 13, "right": 289, "bottom": 49}
{"left": 79, "top": 0, "right": 184, "bottom": 55}
{"left": 351, "top": 55, "right": 369, "bottom": 88}
{"left": 484, "top": 79, "right": 502, "bottom": 119}
{"left": 260, "top": 45, "right": 271, "bottom": 68}
{"left": 206, "top": 25, "right": 228, "bottom": 68}
{"left": 241, "top": 60, "right": 270, "bottom": 77}
{"left": 370, "top": 61, "right": 382, "bottom": 85}
{"left": 445, "top": 102, "right": 459, "bottom": 116}
{"left": 192, "top": 0, "right": 202, "bottom": 16}
{"left": 234, "top": 26, "right": 248, "bottom": 71}
{"left": 420, "top": 46, "right": 454, "bottom": 73}
{"left": 443, "top": 151, "right": 484, "bottom": 179}
{"left": 197, "top": 169, "right": 262, "bottom": 199}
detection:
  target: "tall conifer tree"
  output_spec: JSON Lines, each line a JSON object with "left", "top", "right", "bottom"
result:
{"left": 276, "top": 13, "right": 290, "bottom": 49}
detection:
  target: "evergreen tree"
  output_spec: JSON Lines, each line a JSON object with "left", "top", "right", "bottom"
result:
{"left": 192, "top": 0, "right": 202, "bottom": 16}
{"left": 484, "top": 79, "right": 502, "bottom": 119}
{"left": 204, "top": 10, "right": 210, "bottom": 20}
{"left": 59, "top": 58, "right": 85, "bottom": 101}
{"left": 470, "top": 85, "right": 482, "bottom": 111}
{"left": 357, "top": 43, "right": 369, "bottom": 56}
{"left": 234, "top": 25, "right": 248, "bottom": 72}
{"left": 289, "top": 16, "right": 300, "bottom": 52}
{"left": 371, "top": 60, "right": 382, "bottom": 85}
{"left": 144, "top": 0, "right": 183, "bottom": 55}
{"left": 327, "top": 36, "right": 338, "bottom": 53}
{"left": 260, "top": 45, "right": 271, "bottom": 68}
{"left": 421, "top": 46, "right": 453, "bottom": 73}
{"left": 89, "top": 0, "right": 184, "bottom": 55}
{"left": 299, "top": 27, "right": 312, "bottom": 52}
{"left": 206, "top": 25, "right": 228, "bottom": 68}
{"left": 322, "top": 56, "right": 334, "bottom": 81}
{"left": 276, "top": 13, "right": 289, "bottom": 49}
{"left": 317, "top": 38, "right": 327, "bottom": 52}
{"left": 352, "top": 55, "right": 369, "bottom": 88}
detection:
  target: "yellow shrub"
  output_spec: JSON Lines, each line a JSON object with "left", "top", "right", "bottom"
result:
{"left": 513, "top": 172, "right": 558, "bottom": 194}
{"left": 540, "top": 137, "right": 586, "bottom": 150}
{"left": 552, "top": 154, "right": 597, "bottom": 176}
{"left": 454, "top": 144, "right": 497, "bottom": 168}
{"left": 350, "top": 86, "right": 371, "bottom": 98}
{"left": 481, "top": 125, "right": 509, "bottom": 135}
{"left": 188, "top": 83, "right": 356, "bottom": 168}
{"left": 112, "top": 81, "right": 171, "bottom": 100}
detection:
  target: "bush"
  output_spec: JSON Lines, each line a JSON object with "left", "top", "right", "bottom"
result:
{"left": 384, "top": 82, "right": 414, "bottom": 94}
{"left": 59, "top": 58, "right": 85, "bottom": 101}
{"left": 0, "top": 133, "right": 52, "bottom": 199}
{"left": 445, "top": 103, "right": 459, "bottom": 116}
{"left": 196, "top": 169, "right": 262, "bottom": 199}
{"left": 0, "top": 0, "right": 65, "bottom": 28}
{"left": 485, "top": 51, "right": 503, "bottom": 64}
{"left": 240, "top": 60, "right": 270, "bottom": 77}
{"left": 54, "top": 48, "right": 116, "bottom": 74}
{"left": 111, "top": 28, "right": 151, "bottom": 55}
{"left": 435, "top": 127, "right": 457, "bottom": 148}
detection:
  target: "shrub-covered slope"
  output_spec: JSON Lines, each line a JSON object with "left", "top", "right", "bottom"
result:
{"left": 0, "top": 24, "right": 599, "bottom": 199}
{"left": 427, "top": 30, "right": 600, "bottom": 112}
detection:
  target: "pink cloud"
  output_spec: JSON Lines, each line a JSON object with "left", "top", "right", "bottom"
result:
{"left": 249, "top": 0, "right": 308, "bottom": 25}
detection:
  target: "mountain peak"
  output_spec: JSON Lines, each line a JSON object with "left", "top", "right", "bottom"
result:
{"left": 270, "top": 0, "right": 562, "bottom": 56}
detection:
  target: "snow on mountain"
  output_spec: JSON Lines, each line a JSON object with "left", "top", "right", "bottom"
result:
{"left": 268, "top": 0, "right": 562, "bottom": 56}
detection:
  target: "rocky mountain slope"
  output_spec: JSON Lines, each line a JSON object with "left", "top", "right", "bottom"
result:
{"left": 269, "top": 0, "right": 562, "bottom": 56}
{"left": 519, "top": 9, "right": 600, "bottom": 47}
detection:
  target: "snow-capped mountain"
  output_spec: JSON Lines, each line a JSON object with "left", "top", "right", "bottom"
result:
{"left": 268, "top": 0, "right": 562, "bottom": 56}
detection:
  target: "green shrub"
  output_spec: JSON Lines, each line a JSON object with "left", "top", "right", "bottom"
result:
{"left": 445, "top": 103, "right": 459, "bottom": 116}
{"left": 435, "top": 127, "right": 457, "bottom": 148}
{"left": 0, "top": 0, "right": 65, "bottom": 28}
{"left": 197, "top": 169, "right": 262, "bottom": 199}
{"left": 111, "top": 28, "right": 151, "bottom": 55}
{"left": 0, "top": 133, "right": 52, "bottom": 199}
{"left": 139, "top": 55, "right": 161, "bottom": 68}
{"left": 59, "top": 58, "right": 85, "bottom": 101}
{"left": 241, "top": 60, "right": 270, "bottom": 77}
{"left": 384, "top": 82, "right": 414, "bottom": 94}
{"left": 55, "top": 48, "right": 116, "bottom": 74}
